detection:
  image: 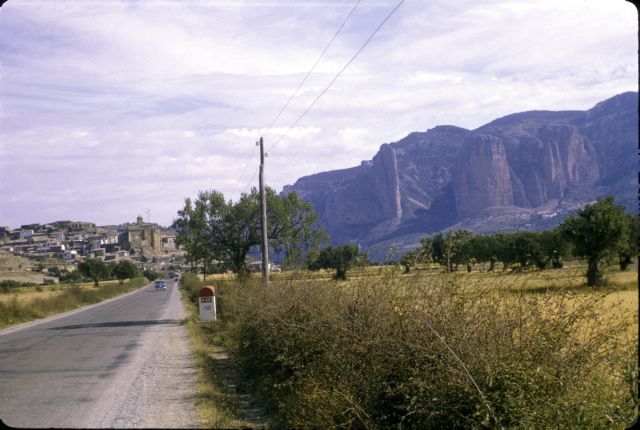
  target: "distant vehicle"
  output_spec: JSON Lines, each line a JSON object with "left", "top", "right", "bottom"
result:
{"left": 270, "top": 264, "right": 281, "bottom": 272}
{"left": 154, "top": 280, "right": 166, "bottom": 290}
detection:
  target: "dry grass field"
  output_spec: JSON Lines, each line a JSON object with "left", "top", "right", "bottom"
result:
{"left": 0, "top": 278, "right": 147, "bottom": 329}
{"left": 0, "top": 280, "right": 122, "bottom": 306}
{"left": 0, "top": 250, "right": 72, "bottom": 284}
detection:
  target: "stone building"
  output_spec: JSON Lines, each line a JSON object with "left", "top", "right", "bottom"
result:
{"left": 118, "top": 216, "right": 161, "bottom": 253}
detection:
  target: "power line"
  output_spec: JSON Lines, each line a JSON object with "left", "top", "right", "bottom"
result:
{"left": 267, "top": 0, "right": 406, "bottom": 154}
{"left": 234, "top": 143, "right": 258, "bottom": 195}
{"left": 263, "top": 0, "right": 362, "bottom": 137}
{"left": 238, "top": 0, "right": 363, "bottom": 196}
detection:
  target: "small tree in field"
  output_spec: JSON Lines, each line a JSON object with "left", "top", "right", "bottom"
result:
{"left": 309, "top": 244, "right": 359, "bottom": 280}
{"left": 560, "top": 197, "right": 628, "bottom": 286}
{"left": 111, "top": 260, "right": 139, "bottom": 285}
{"left": 78, "top": 258, "right": 109, "bottom": 287}
{"left": 617, "top": 213, "right": 638, "bottom": 271}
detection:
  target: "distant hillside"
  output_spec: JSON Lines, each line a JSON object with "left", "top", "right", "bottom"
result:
{"left": 283, "top": 92, "right": 638, "bottom": 257}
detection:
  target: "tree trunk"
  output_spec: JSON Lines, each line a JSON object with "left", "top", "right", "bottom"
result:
{"left": 586, "top": 258, "right": 604, "bottom": 286}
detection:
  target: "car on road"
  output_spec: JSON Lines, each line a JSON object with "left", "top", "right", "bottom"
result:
{"left": 154, "top": 280, "right": 166, "bottom": 290}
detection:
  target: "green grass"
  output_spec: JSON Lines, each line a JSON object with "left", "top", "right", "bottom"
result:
{"left": 0, "top": 277, "right": 148, "bottom": 329}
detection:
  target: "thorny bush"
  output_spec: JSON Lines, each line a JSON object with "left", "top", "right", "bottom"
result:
{"left": 212, "top": 271, "right": 637, "bottom": 428}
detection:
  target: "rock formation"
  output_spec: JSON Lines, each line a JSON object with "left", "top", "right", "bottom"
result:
{"left": 283, "top": 92, "right": 637, "bottom": 251}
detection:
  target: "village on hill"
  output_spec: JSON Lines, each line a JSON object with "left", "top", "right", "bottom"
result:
{"left": 0, "top": 216, "right": 185, "bottom": 281}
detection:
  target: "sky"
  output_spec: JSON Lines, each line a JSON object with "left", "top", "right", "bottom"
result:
{"left": 0, "top": 0, "right": 637, "bottom": 228}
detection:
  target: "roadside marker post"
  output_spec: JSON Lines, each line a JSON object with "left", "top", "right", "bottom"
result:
{"left": 198, "top": 285, "right": 217, "bottom": 322}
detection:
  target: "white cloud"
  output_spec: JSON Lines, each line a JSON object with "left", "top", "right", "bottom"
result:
{"left": 0, "top": 0, "right": 636, "bottom": 227}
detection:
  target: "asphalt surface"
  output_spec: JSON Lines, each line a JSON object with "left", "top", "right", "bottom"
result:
{"left": 0, "top": 279, "right": 198, "bottom": 428}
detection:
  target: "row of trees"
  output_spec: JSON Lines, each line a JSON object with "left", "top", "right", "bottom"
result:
{"left": 401, "top": 229, "right": 569, "bottom": 273}
{"left": 400, "top": 197, "right": 637, "bottom": 286}
{"left": 55, "top": 259, "right": 143, "bottom": 287}
{"left": 173, "top": 188, "right": 327, "bottom": 277}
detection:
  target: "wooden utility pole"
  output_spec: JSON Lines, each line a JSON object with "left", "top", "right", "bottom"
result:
{"left": 258, "top": 137, "right": 270, "bottom": 288}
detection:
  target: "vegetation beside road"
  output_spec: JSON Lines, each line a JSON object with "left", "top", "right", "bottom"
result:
{"left": 186, "top": 264, "right": 637, "bottom": 428}
{"left": 179, "top": 273, "right": 265, "bottom": 428}
{"left": 0, "top": 277, "right": 148, "bottom": 329}
{"left": 173, "top": 192, "right": 637, "bottom": 426}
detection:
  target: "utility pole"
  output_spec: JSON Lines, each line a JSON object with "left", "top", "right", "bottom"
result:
{"left": 258, "top": 137, "right": 270, "bottom": 288}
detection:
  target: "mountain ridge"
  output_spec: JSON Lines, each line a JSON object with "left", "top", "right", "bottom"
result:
{"left": 283, "top": 92, "right": 638, "bottom": 256}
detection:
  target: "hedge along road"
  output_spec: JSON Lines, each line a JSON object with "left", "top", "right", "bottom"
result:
{"left": 0, "top": 279, "right": 198, "bottom": 428}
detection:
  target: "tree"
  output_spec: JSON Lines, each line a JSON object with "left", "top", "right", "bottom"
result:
{"left": 269, "top": 191, "right": 328, "bottom": 269}
{"left": 309, "top": 243, "right": 359, "bottom": 280}
{"left": 46, "top": 266, "right": 62, "bottom": 278}
{"left": 429, "top": 230, "right": 473, "bottom": 272}
{"left": 174, "top": 187, "right": 326, "bottom": 278}
{"left": 78, "top": 258, "right": 109, "bottom": 287}
{"left": 173, "top": 193, "right": 214, "bottom": 278}
{"left": 617, "top": 213, "right": 638, "bottom": 271}
{"left": 111, "top": 260, "right": 139, "bottom": 285}
{"left": 510, "top": 232, "right": 545, "bottom": 270}
{"left": 538, "top": 229, "right": 571, "bottom": 269}
{"left": 560, "top": 197, "right": 628, "bottom": 286}
{"left": 143, "top": 269, "right": 159, "bottom": 281}
{"left": 59, "top": 269, "right": 82, "bottom": 284}
{"left": 400, "top": 250, "right": 420, "bottom": 273}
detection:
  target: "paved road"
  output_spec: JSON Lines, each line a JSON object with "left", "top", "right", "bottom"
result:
{"left": 0, "top": 280, "right": 198, "bottom": 428}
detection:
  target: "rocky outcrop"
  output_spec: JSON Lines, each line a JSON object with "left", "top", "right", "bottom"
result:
{"left": 284, "top": 143, "right": 404, "bottom": 242}
{"left": 452, "top": 124, "right": 600, "bottom": 218}
{"left": 283, "top": 92, "right": 637, "bottom": 248}
{"left": 454, "top": 134, "right": 514, "bottom": 218}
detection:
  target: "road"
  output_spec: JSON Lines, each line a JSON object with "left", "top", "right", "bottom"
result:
{"left": 0, "top": 279, "right": 198, "bottom": 428}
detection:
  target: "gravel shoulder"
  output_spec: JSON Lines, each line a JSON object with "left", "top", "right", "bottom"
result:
{"left": 95, "top": 283, "right": 199, "bottom": 428}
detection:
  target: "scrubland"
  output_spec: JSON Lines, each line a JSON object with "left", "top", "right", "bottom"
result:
{"left": 182, "top": 262, "right": 638, "bottom": 428}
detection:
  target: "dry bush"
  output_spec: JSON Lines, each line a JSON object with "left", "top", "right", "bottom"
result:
{"left": 217, "top": 271, "right": 637, "bottom": 428}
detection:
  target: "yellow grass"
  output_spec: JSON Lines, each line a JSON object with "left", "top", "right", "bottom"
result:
{"left": 0, "top": 280, "right": 121, "bottom": 306}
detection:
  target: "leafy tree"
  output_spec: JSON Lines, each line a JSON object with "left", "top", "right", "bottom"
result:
{"left": 59, "top": 269, "right": 82, "bottom": 284}
{"left": 173, "top": 194, "right": 214, "bottom": 277}
{"left": 400, "top": 250, "right": 420, "bottom": 273}
{"left": 309, "top": 243, "right": 359, "bottom": 280}
{"left": 269, "top": 191, "right": 329, "bottom": 269}
{"left": 538, "top": 229, "right": 571, "bottom": 269}
{"left": 493, "top": 233, "right": 518, "bottom": 271}
{"left": 47, "top": 266, "right": 62, "bottom": 278}
{"left": 448, "top": 230, "right": 474, "bottom": 271}
{"left": 430, "top": 230, "right": 473, "bottom": 272}
{"left": 464, "top": 234, "right": 498, "bottom": 271}
{"left": 111, "top": 260, "right": 139, "bottom": 285}
{"left": 174, "top": 187, "right": 326, "bottom": 278}
{"left": 510, "top": 232, "right": 545, "bottom": 270}
{"left": 430, "top": 233, "right": 445, "bottom": 267}
{"left": 560, "top": 197, "right": 628, "bottom": 286}
{"left": 78, "top": 258, "right": 109, "bottom": 287}
{"left": 143, "top": 269, "right": 160, "bottom": 281}
{"left": 418, "top": 237, "right": 433, "bottom": 267}
{"left": 617, "top": 213, "right": 638, "bottom": 271}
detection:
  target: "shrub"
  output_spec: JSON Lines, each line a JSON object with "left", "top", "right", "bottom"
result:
{"left": 218, "top": 273, "right": 637, "bottom": 428}
{"left": 143, "top": 269, "right": 160, "bottom": 281}
{"left": 0, "top": 280, "right": 35, "bottom": 292}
